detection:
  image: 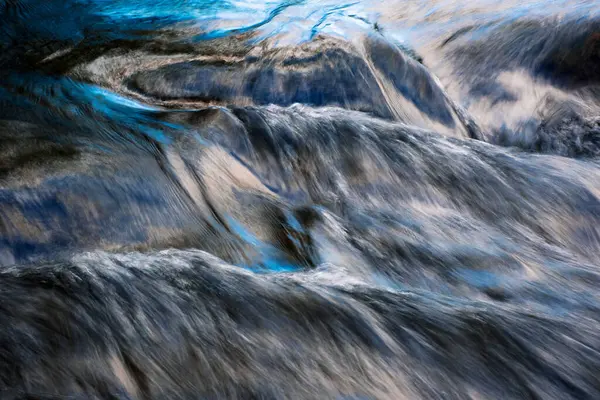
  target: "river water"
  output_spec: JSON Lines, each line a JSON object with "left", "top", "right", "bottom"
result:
{"left": 1, "top": 0, "right": 600, "bottom": 399}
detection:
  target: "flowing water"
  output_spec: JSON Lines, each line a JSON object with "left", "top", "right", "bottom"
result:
{"left": 2, "top": 0, "right": 600, "bottom": 398}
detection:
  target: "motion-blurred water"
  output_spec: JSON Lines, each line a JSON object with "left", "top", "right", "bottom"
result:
{"left": 1, "top": 0, "right": 600, "bottom": 399}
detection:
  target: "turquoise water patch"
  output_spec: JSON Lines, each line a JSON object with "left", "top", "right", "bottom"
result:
{"left": 226, "top": 216, "right": 303, "bottom": 273}
{"left": 453, "top": 268, "right": 502, "bottom": 288}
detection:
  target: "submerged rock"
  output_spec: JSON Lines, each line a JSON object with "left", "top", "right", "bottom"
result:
{"left": 74, "top": 33, "right": 477, "bottom": 138}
